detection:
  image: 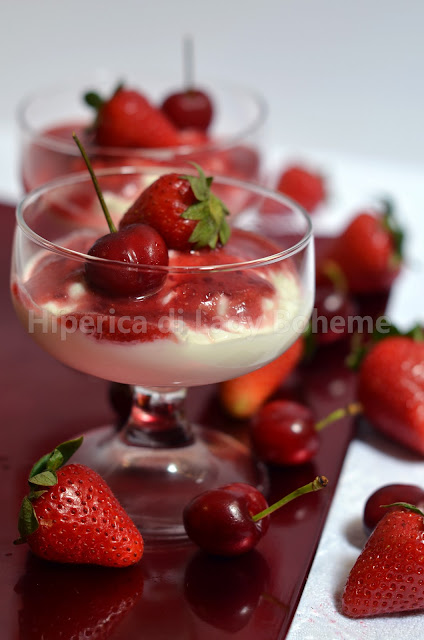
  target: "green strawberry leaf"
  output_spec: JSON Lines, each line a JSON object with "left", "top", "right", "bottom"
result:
{"left": 181, "top": 202, "right": 210, "bottom": 221}
{"left": 84, "top": 83, "right": 123, "bottom": 113}
{"left": 219, "top": 218, "right": 231, "bottom": 246}
{"left": 179, "top": 164, "right": 231, "bottom": 249}
{"left": 29, "top": 470, "right": 58, "bottom": 487}
{"left": 29, "top": 452, "right": 51, "bottom": 480}
{"left": 53, "top": 437, "right": 84, "bottom": 467}
{"left": 46, "top": 449, "right": 64, "bottom": 471}
{"left": 84, "top": 91, "right": 104, "bottom": 110}
{"left": 28, "top": 437, "right": 83, "bottom": 482}
{"left": 381, "top": 198, "right": 404, "bottom": 262}
{"left": 181, "top": 163, "right": 210, "bottom": 200}
{"left": 15, "top": 496, "right": 39, "bottom": 543}
{"left": 29, "top": 489, "right": 47, "bottom": 500}
{"left": 382, "top": 502, "right": 424, "bottom": 517}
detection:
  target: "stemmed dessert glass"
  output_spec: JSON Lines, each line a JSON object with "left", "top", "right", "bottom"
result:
{"left": 11, "top": 166, "right": 314, "bottom": 541}
{"left": 17, "top": 74, "right": 267, "bottom": 212}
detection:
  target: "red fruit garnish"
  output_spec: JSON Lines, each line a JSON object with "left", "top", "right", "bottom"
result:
{"left": 276, "top": 165, "right": 326, "bottom": 213}
{"left": 219, "top": 337, "right": 304, "bottom": 419}
{"left": 363, "top": 484, "right": 424, "bottom": 535}
{"left": 320, "top": 201, "right": 404, "bottom": 293}
{"left": 161, "top": 89, "right": 213, "bottom": 131}
{"left": 342, "top": 505, "right": 424, "bottom": 617}
{"left": 183, "top": 483, "right": 269, "bottom": 557}
{"left": 85, "top": 86, "right": 180, "bottom": 148}
{"left": 252, "top": 400, "right": 319, "bottom": 466}
{"left": 251, "top": 400, "right": 361, "bottom": 466}
{"left": 72, "top": 133, "right": 169, "bottom": 298}
{"left": 15, "top": 438, "right": 144, "bottom": 567}
{"left": 86, "top": 223, "right": 169, "bottom": 297}
{"left": 358, "top": 334, "right": 424, "bottom": 455}
{"left": 160, "top": 37, "right": 213, "bottom": 131}
{"left": 183, "top": 476, "right": 328, "bottom": 556}
{"left": 120, "top": 164, "right": 231, "bottom": 251}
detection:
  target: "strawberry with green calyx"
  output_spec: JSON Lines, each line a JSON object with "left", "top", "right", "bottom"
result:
{"left": 355, "top": 325, "right": 424, "bottom": 455}
{"left": 84, "top": 83, "right": 180, "bottom": 148}
{"left": 342, "top": 503, "right": 424, "bottom": 617}
{"left": 15, "top": 437, "right": 144, "bottom": 567}
{"left": 120, "top": 163, "right": 231, "bottom": 251}
{"left": 319, "top": 199, "right": 404, "bottom": 294}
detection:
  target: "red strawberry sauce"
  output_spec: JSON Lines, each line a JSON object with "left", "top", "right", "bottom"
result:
{"left": 17, "top": 229, "right": 289, "bottom": 343}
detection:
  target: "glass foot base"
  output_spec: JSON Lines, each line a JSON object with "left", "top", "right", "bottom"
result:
{"left": 74, "top": 425, "right": 268, "bottom": 543}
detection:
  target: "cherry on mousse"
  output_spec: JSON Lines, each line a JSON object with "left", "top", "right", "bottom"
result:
{"left": 73, "top": 133, "right": 169, "bottom": 298}
{"left": 160, "top": 37, "right": 213, "bottom": 131}
{"left": 251, "top": 400, "right": 362, "bottom": 466}
{"left": 183, "top": 476, "right": 328, "bottom": 556}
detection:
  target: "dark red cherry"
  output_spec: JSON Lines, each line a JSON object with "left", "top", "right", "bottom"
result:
{"left": 184, "top": 550, "right": 269, "bottom": 632}
{"left": 251, "top": 400, "right": 319, "bottom": 466}
{"left": 183, "top": 483, "right": 269, "bottom": 556}
{"left": 85, "top": 223, "right": 168, "bottom": 297}
{"left": 161, "top": 89, "right": 213, "bottom": 131}
{"left": 313, "top": 283, "right": 356, "bottom": 345}
{"left": 363, "top": 483, "right": 424, "bottom": 535}
{"left": 184, "top": 477, "right": 328, "bottom": 556}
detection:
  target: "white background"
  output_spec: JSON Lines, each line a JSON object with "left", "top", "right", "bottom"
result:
{"left": 1, "top": 0, "right": 424, "bottom": 164}
{"left": 2, "top": 2, "right": 424, "bottom": 638}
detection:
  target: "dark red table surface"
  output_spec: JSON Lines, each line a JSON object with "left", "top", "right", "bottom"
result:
{"left": 1, "top": 201, "right": 358, "bottom": 640}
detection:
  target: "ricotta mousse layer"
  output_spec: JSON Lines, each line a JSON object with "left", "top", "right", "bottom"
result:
{"left": 12, "top": 228, "right": 311, "bottom": 387}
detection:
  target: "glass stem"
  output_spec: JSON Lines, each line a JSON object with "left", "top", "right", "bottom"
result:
{"left": 119, "top": 386, "right": 193, "bottom": 449}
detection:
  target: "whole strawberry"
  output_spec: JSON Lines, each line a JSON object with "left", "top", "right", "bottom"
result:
{"left": 120, "top": 163, "right": 231, "bottom": 251}
{"left": 342, "top": 505, "right": 424, "bottom": 617}
{"left": 15, "top": 437, "right": 144, "bottom": 566}
{"left": 85, "top": 85, "right": 180, "bottom": 148}
{"left": 358, "top": 332, "right": 424, "bottom": 455}
{"left": 321, "top": 201, "right": 403, "bottom": 293}
{"left": 276, "top": 164, "right": 326, "bottom": 213}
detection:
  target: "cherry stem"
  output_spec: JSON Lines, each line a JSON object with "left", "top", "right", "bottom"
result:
{"left": 183, "top": 35, "right": 194, "bottom": 90}
{"left": 314, "top": 402, "right": 363, "bottom": 432}
{"left": 252, "top": 475, "right": 328, "bottom": 522}
{"left": 72, "top": 132, "right": 117, "bottom": 233}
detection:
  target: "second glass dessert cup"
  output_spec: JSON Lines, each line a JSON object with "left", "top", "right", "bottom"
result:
{"left": 11, "top": 167, "right": 314, "bottom": 541}
{"left": 17, "top": 74, "right": 267, "bottom": 216}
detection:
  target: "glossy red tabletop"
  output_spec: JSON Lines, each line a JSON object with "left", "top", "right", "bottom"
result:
{"left": 1, "top": 202, "right": 357, "bottom": 639}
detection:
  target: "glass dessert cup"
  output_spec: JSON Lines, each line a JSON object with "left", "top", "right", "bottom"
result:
{"left": 17, "top": 74, "right": 267, "bottom": 215}
{"left": 11, "top": 166, "right": 314, "bottom": 542}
